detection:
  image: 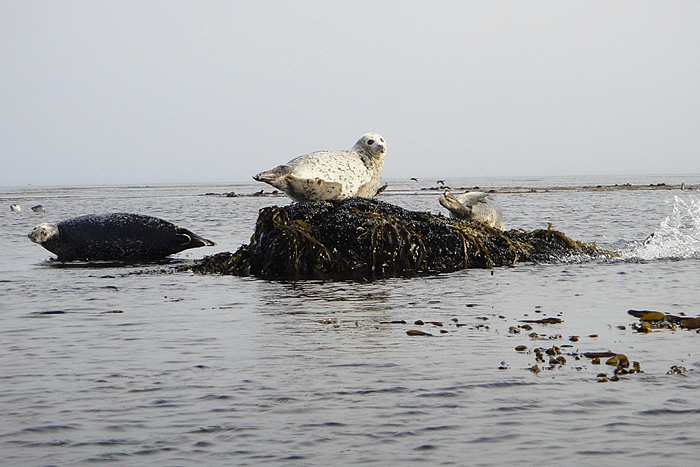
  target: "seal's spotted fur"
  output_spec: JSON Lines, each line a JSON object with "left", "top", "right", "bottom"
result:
{"left": 253, "top": 133, "right": 386, "bottom": 201}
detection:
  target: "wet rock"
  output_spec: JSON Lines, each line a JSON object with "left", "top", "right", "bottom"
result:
{"left": 640, "top": 312, "right": 665, "bottom": 322}
{"left": 605, "top": 354, "right": 630, "bottom": 368}
{"left": 583, "top": 352, "right": 616, "bottom": 359}
{"left": 667, "top": 365, "right": 686, "bottom": 375}
{"left": 190, "top": 198, "right": 604, "bottom": 280}
{"left": 629, "top": 309, "right": 700, "bottom": 331}
{"left": 628, "top": 309, "right": 656, "bottom": 318}
{"left": 534, "top": 348, "right": 543, "bottom": 359}
{"left": 406, "top": 329, "right": 433, "bottom": 337}
{"left": 679, "top": 317, "right": 700, "bottom": 329}
{"left": 520, "top": 317, "right": 563, "bottom": 325}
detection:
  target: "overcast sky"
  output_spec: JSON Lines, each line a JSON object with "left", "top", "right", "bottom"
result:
{"left": 2, "top": 1, "right": 700, "bottom": 187}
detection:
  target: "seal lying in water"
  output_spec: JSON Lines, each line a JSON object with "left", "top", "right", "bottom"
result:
{"left": 253, "top": 133, "right": 387, "bottom": 201}
{"left": 28, "top": 213, "right": 216, "bottom": 261}
{"left": 439, "top": 189, "right": 505, "bottom": 229}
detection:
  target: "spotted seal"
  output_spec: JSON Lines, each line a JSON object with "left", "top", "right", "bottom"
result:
{"left": 253, "top": 133, "right": 387, "bottom": 201}
{"left": 28, "top": 213, "right": 216, "bottom": 261}
{"left": 439, "top": 189, "right": 505, "bottom": 229}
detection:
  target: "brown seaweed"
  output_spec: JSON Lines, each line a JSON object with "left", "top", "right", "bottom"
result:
{"left": 190, "top": 198, "right": 608, "bottom": 280}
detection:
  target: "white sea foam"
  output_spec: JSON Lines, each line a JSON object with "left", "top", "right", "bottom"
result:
{"left": 625, "top": 195, "right": 700, "bottom": 261}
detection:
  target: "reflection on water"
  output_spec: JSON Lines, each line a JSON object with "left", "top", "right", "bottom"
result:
{"left": 1, "top": 178, "right": 700, "bottom": 465}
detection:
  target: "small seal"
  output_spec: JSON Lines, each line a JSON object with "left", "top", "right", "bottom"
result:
{"left": 253, "top": 133, "right": 387, "bottom": 201}
{"left": 439, "top": 189, "right": 504, "bottom": 229}
{"left": 28, "top": 213, "right": 216, "bottom": 261}
{"left": 31, "top": 205, "right": 45, "bottom": 212}
{"left": 10, "top": 204, "right": 21, "bottom": 212}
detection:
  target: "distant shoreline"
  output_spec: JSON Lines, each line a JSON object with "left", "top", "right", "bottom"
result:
{"left": 202, "top": 182, "right": 698, "bottom": 198}
{"left": 415, "top": 182, "right": 698, "bottom": 194}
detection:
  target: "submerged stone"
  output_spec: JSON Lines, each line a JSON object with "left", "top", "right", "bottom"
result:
{"left": 407, "top": 329, "right": 433, "bottom": 337}
{"left": 520, "top": 317, "right": 564, "bottom": 325}
{"left": 640, "top": 312, "right": 666, "bottom": 322}
{"left": 680, "top": 317, "right": 700, "bottom": 329}
{"left": 605, "top": 354, "right": 630, "bottom": 368}
{"left": 190, "top": 198, "right": 605, "bottom": 280}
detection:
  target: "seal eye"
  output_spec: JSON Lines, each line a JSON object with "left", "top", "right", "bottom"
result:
{"left": 367, "top": 139, "right": 375, "bottom": 145}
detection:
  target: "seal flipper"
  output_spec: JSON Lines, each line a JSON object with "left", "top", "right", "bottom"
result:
{"left": 176, "top": 228, "right": 216, "bottom": 249}
{"left": 253, "top": 165, "right": 293, "bottom": 188}
{"left": 439, "top": 189, "right": 474, "bottom": 218}
{"left": 374, "top": 183, "right": 389, "bottom": 196}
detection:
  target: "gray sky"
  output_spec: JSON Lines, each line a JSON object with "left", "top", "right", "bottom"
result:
{"left": 2, "top": 1, "right": 700, "bottom": 187}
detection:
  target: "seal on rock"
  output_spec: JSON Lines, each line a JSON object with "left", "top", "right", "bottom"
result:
{"left": 253, "top": 133, "right": 387, "bottom": 201}
{"left": 439, "top": 189, "right": 504, "bottom": 229}
{"left": 28, "top": 213, "right": 216, "bottom": 262}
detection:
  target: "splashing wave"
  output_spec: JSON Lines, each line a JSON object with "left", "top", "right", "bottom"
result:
{"left": 624, "top": 195, "right": 700, "bottom": 261}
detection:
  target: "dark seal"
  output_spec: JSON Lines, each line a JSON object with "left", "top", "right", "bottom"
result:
{"left": 28, "top": 213, "right": 216, "bottom": 261}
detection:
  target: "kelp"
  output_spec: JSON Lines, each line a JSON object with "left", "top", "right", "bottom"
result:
{"left": 190, "top": 198, "right": 606, "bottom": 280}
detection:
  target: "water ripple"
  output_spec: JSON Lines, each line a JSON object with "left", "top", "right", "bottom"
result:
{"left": 3, "top": 182, "right": 700, "bottom": 465}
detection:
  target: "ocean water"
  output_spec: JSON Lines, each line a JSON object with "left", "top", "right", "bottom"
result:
{"left": 2, "top": 175, "right": 700, "bottom": 466}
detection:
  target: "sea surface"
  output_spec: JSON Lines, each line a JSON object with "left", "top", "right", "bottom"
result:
{"left": 2, "top": 175, "right": 700, "bottom": 466}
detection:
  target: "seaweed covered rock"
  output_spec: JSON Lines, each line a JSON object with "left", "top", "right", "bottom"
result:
{"left": 191, "top": 198, "right": 603, "bottom": 280}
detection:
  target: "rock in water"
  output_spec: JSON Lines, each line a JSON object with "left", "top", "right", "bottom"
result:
{"left": 191, "top": 198, "right": 603, "bottom": 280}
{"left": 253, "top": 133, "right": 386, "bottom": 201}
{"left": 439, "top": 189, "right": 504, "bottom": 229}
{"left": 28, "top": 213, "right": 216, "bottom": 262}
